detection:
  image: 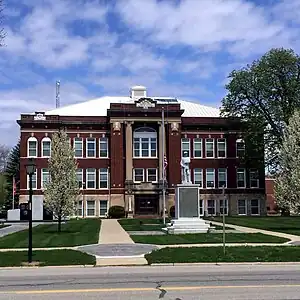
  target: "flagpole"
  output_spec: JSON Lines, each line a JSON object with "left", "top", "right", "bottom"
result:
{"left": 162, "top": 108, "right": 166, "bottom": 225}
{"left": 12, "top": 177, "right": 15, "bottom": 210}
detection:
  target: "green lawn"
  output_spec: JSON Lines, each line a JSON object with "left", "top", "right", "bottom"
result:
{"left": 145, "top": 246, "right": 300, "bottom": 264}
{"left": 0, "top": 218, "right": 101, "bottom": 248}
{"left": 131, "top": 232, "right": 289, "bottom": 245}
{"left": 206, "top": 216, "right": 300, "bottom": 235}
{"left": 0, "top": 249, "right": 95, "bottom": 267}
{"left": 118, "top": 218, "right": 170, "bottom": 231}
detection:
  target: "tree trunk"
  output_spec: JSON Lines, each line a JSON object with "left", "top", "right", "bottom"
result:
{"left": 58, "top": 215, "right": 62, "bottom": 232}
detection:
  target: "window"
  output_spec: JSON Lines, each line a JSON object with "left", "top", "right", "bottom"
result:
{"left": 205, "top": 138, "right": 214, "bottom": 158}
{"left": 99, "top": 137, "right": 108, "bottom": 158}
{"left": 250, "top": 169, "right": 259, "bottom": 188}
{"left": 76, "top": 169, "right": 83, "bottom": 188}
{"left": 133, "top": 127, "right": 157, "bottom": 158}
{"left": 86, "top": 200, "right": 95, "bottom": 216}
{"left": 251, "top": 199, "right": 260, "bottom": 215}
{"left": 181, "top": 138, "right": 190, "bottom": 157}
{"left": 193, "top": 168, "right": 203, "bottom": 188}
{"left": 199, "top": 199, "right": 204, "bottom": 216}
{"left": 74, "top": 138, "right": 83, "bottom": 158}
{"left": 99, "top": 168, "right": 108, "bottom": 189}
{"left": 77, "top": 200, "right": 83, "bottom": 217}
{"left": 236, "top": 139, "right": 245, "bottom": 157}
{"left": 206, "top": 168, "right": 215, "bottom": 188}
{"left": 217, "top": 138, "right": 226, "bottom": 158}
{"left": 218, "top": 168, "right": 227, "bottom": 188}
{"left": 238, "top": 199, "right": 247, "bottom": 215}
{"left": 146, "top": 168, "right": 157, "bottom": 182}
{"left": 133, "top": 168, "right": 144, "bottom": 182}
{"left": 41, "top": 137, "right": 51, "bottom": 157}
{"left": 86, "top": 168, "right": 96, "bottom": 189}
{"left": 41, "top": 168, "right": 50, "bottom": 188}
{"left": 100, "top": 200, "right": 108, "bottom": 216}
{"left": 193, "top": 138, "right": 202, "bottom": 158}
{"left": 220, "top": 199, "right": 228, "bottom": 215}
{"left": 86, "top": 138, "right": 96, "bottom": 158}
{"left": 237, "top": 168, "right": 246, "bottom": 188}
{"left": 207, "top": 200, "right": 216, "bottom": 215}
{"left": 27, "top": 170, "right": 37, "bottom": 189}
{"left": 27, "top": 137, "right": 37, "bottom": 157}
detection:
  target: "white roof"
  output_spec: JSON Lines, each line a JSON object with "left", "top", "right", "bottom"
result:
{"left": 45, "top": 96, "right": 220, "bottom": 118}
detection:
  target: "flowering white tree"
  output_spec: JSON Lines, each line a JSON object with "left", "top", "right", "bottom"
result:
{"left": 275, "top": 110, "right": 300, "bottom": 215}
{"left": 44, "top": 129, "right": 79, "bottom": 232}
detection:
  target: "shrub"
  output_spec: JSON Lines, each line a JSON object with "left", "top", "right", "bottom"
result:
{"left": 108, "top": 206, "right": 125, "bottom": 219}
{"left": 169, "top": 206, "right": 175, "bottom": 218}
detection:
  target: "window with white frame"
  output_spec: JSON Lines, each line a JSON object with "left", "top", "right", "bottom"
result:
{"left": 100, "top": 200, "right": 108, "bottom": 216}
{"left": 76, "top": 169, "right": 83, "bottom": 188}
{"left": 193, "top": 138, "right": 202, "bottom": 158}
{"left": 86, "top": 200, "right": 95, "bottom": 216}
{"left": 146, "top": 168, "right": 157, "bottom": 182}
{"left": 249, "top": 169, "right": 259, "bottom": 188}
{"left": 217, "top": 138, "right": 226, "bottom": 158}
{"left": 99, "top": 137, "right": 108, "bottom": 158}
{"left": 236, "top": 138, "right": 245, "bottom": 157}
{"left": 41, "top": 168, "right": 50, "bottom": 188}
{"left": 237, "top": 168, "right": 246, "bottom": 188}
{"left": 193, "top": 168, "right": 203, "bottom": 187}
{"left": 205, "top": 138, "right": 214, "bottom": 158}
{"left": 77, "top": 200, "right": 83, "bottom": 217}
{"left": 27, "top": 137, "right": 38, "bottom": 157}
{"left": 250, "top": 199, "right": 260, "bottom": 215}
{"left": 27, "top": 170, "right": 37, "bottom": 189}
{"left": 41, "top": 137, "right": 51, "bottom": 157}
{"left": 133, "top": 127, "right": 157, "bottom": 158}
{"left": 206, "top": 168, "right": 215, "bottom": 188}
{"left": 99, "top": 168, "right": 108, "bottom": 189}
{"left": 237, "top": 199, "right": 247, "bottom": 215}
{"left": 207, "top": 199, "right": 216, "bottom": 215}
{"left": 86, "top": 168, "right": 96, "bottom": 189}
{"left": 86, "top": 138, "right": 96, "bottom": 158}
{"left": 74, "top": 138, "right": 83, "bottom": 158}
{"left": 181, "top": 138, "right": 190, "bottom": 157}
{"left": 220, "top": 199, "right": 228, "bottom": 215}
{"left": 218, "top": 168, "right": 227, "bottom": 188}
{"left": 133, "top": 168, "right": 144, "bottom": 182}
{"left": 199, "top": 199, "right": 204, "bottom": 216}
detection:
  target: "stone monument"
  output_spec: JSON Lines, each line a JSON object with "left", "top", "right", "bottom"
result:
{"left": 164, "top": 151, "right": 210, "bottom": 234}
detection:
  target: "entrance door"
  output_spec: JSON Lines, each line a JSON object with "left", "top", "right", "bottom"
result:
{"left": 135, "top": 194, "right": 159, "bottom": 215}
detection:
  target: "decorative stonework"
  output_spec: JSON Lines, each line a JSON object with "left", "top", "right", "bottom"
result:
{"left": 135, "top": 97, "right": 156, "bottom": 109}
{"left": 171, "top": 122, "right": 179, "bottom": 132}
{"left": 34, "top": 112, "right": 46, "bottom": 121}
{"left": 113, "top": 122, "right": 121, "bottom": 131}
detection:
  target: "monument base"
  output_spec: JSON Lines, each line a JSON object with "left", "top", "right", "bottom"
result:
{"left": 163, "top": 218, "right": 210, "bottom": 234}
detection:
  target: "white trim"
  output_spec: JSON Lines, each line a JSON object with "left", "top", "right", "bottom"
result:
{"left": 217, "top": 138, "right": 226, "bottom": 158}
{"left": 76, "top": 200, "right": 83, "bottom": 217}
{"left": 199, "top": 199, "right": 204, "bottom": 216}
{"left": 99, "top": 199, "right": 109, "bottom": 217}
{"left": 236, "top": 138, "right": 245, "bottom": 158}
{"left": 218, "top": 168, "right": 227, "bottom": 188}
{"left": 205, "top": 168, "right": 215, "bottom": 189}
{"left": 74, "top": 137, "right": 83, "bottom": 158}
{"left": 86, "top": 168, "right": 96, "bottom": 189}
{"left": 219, "top": 198, "right": 228, "bottom": 216}
{"left": 146, "top": 168, "right": 158, "bottom": 183}
{"left": 133, "top": 168, "right": 144, "bottom": 183}
{"left": 76, "top": 168, "right": 83, "bottom": 189}
{"left": 85, "top": 199, "right": 96, "bottom": 217}
{"left": 86, "top": 138, "right": 96, "bottom": 158}
{"left": 193, "top": 138, "right": 202, "bottom": 158}
{"left": 250, "top": 199, "right": 260, "bottom": 216}
{"left": 99, "top": 137, "right": 109, "bottom": 158}
{"left": 41, "top": 168, "right": 50, "bottom": 189}
{"left": 236, "top": 168, "right": 246, "bottom": 188}
{"left": 205, "top": 138, "right": 215, "bottom": 158}
{"left": 27, "top": 137, "right": 38, "bottom": 158}
{"left": 181, "top": 138, "right": 190, "bottom": 157}
{"left": 237, "top": 199, "right": 247, "bottom": 216}
{"left": 193, "top": 168, "right": 203, "bottom": 188}
{"left": 99, "top": 168, "right": 109, "bottom": 189}
{"left": 207, "top": 199, "right": 216, "bottom": 216}
{"left": 27, "top": 171, "right": 37, "bottom": 190}
{"left": 41, "top": 137, "right": 51, "bottom": 158}
{"left": 133, "top": 135, "right": 157, "bottom": 158}
{"left": 249, "top": 169, "right": 259, "bottom": 188}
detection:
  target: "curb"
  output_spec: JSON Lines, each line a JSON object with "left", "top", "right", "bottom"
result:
{"left": 0, "top": 264, "right": 96, "bottom": 270}
{"left": 150, "top": 262, "right": 300, "bottom": 266}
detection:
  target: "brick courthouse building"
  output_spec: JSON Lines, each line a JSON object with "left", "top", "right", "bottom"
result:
{"left": 17, "top": 86, "right": 266, "bottom": 218}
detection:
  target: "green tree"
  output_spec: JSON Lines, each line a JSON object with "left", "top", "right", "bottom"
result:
{"left": 4, "top": 141, "right": 19, "bottom": 209}
{"left": 0, "top": 173, "right": 7, "bottom": 208}
{"left": 44, "top": 130, "right": 79, "bottom": 232}
{"left": 221, "top": 48, "right": 300, "bottom": 173}
{"left": 274, "top": 110, "right": 300, "bottom": 215}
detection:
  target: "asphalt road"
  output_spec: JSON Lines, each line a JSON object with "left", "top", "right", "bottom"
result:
{"left": 0, "top": 264, "right": 300, "bottom": 299}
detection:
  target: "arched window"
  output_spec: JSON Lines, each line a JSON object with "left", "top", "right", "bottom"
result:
{"left": 41, "top": 137, "right": 51, "bottom": 157}
{"left": 27, "top": 137, "right": 38, "bottom": 157}
{"left": 236, "top": 138, "right": 245, "bottom": 158}
{"left": 133, "top": 127, "right": 157, "bottom": 158}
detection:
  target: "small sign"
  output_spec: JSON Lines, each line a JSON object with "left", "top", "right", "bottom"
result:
{"left": 34, "top": 113, "right": 46, "bottom": 121}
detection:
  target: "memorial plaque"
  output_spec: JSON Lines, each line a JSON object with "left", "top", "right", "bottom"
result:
{"left": 177, "top": 186, "right": 199, "bottom": 218}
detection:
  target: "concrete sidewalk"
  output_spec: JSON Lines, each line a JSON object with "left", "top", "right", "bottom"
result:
{"left": 98, "top": 219, "right": 134, "bottom": 244}
{"left": 209, "top": 220, "right": 300, "bottom": 242}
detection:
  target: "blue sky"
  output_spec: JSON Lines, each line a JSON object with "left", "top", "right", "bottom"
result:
{"left": 1, "top": 0, "right": 300, "bottom": 146}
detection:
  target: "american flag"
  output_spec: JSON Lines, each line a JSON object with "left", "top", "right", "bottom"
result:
{"left": 164, "top": 155, "right": 168, "bottom": 170}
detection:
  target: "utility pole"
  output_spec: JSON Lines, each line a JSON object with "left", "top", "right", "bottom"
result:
{"left": 222, "top": 185, "right": 226, "bottom": 255}
{"left": 162, "top": 108, "right": 166, "bottom": 225}
{"left": 56, "top": 80, "right": 60, "bottom": 108}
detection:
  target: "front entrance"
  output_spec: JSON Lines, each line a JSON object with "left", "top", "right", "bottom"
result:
{"left": 135, "top": 194, "right": 159, "bottom": 215}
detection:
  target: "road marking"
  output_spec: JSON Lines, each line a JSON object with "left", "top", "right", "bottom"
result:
{"left": 0, "top": 284, "right": 300, "bottom": 294}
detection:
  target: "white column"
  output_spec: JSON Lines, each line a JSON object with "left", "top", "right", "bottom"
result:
{"left": 125, "top": 121, "right": 133, "bottom": 180}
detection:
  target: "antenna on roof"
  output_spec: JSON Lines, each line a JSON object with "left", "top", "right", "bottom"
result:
{"left": 56, "top": 80, "right": 60, "bottom": 108}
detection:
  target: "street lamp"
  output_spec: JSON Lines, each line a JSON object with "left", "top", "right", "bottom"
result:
{"left": 25, "top": 158, "right": 36, "bottom": 264}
